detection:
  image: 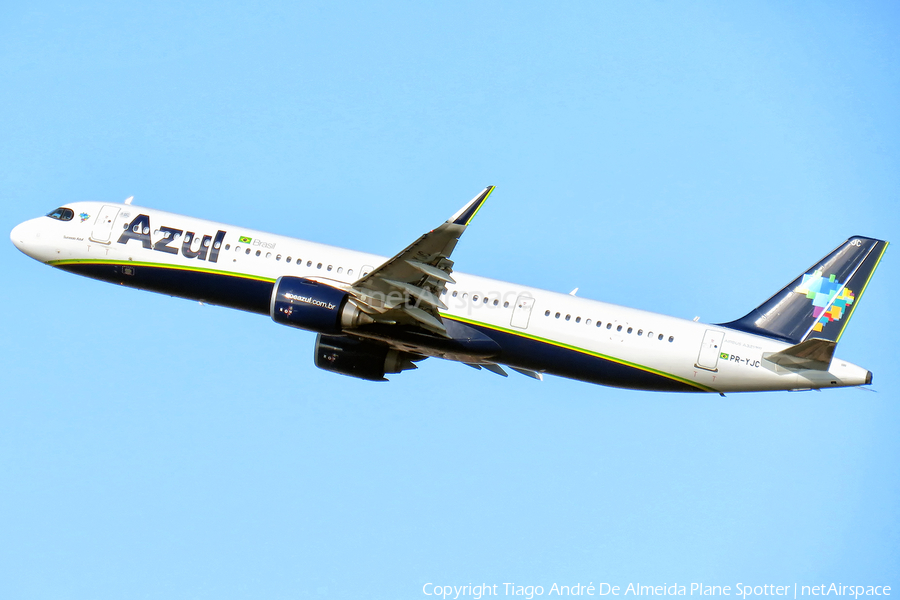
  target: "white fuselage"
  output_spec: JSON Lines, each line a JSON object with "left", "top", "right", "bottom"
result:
{"left": 11, "top": 201, "right": 871, "bottom": 393}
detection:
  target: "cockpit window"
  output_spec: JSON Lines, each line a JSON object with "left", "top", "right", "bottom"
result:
{"left": 46, "top": 207, "right": 75, "bottom": 221}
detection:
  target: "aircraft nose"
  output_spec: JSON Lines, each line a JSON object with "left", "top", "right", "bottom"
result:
{"left": 10, "top": 219, "right": 40, "bottom": 256}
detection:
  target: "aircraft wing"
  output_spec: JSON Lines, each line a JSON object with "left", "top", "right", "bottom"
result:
{"left": 346, "top": 186, "right": 494, "bottom": 335}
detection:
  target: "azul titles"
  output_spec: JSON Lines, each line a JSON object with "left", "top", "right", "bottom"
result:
{"left": 117, "top": 214, "right": 227, "bottom": 263}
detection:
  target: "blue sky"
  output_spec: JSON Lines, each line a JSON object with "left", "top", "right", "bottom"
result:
{"left": 2, "top": 2, "right": 898, "bottom": 599}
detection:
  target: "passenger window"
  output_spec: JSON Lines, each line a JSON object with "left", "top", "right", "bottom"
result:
{"left": 658, "top": 334, "right": 663, "bottom": 341}
{"left": 555, "top": 312, "right": 560, "bottom": 319}
{"left": 245, "top": 248, "right": 251, "bottom": 255}
{"left": 327, "top": 265, "right": 332, "bottom": 271}
{"left": 493, "top": 299, "right": 498, "bottom": 306}
{"left": 565, "top": 314, "right": 571, "bottom": 321}
{"left": 256, "top": 250, "right": 261, "bottom": 256}
{"left": 575, "top": 316, "right": 581, "bottom": 323}
{"left": 348, "top": 269, "right": 353, "bottom": 276}
{"left": 617, "top": 325, "right": 622, "bottom": 332}
{"left": 503, "top": 301, "right": 509, "bottom": 308}
{"left": 484, "top": 297, "right": 489, "bottom": 304}
{"left": 203, "top": 239, "right": 210, "bottom": 247}
{"left": 545, "top": 310, "right": 551, "bottom": 316}
{"left": 266, "top": 252, "right": 271, "bottom": 258}
{"left": 307, "top": 261, "right": 312, "bottom": 267}
{"left": 235, "top": 246, "right": 241, "bottom": 252}
{"left": 286, "top": 257, "right": 292, "bottom": 263}
{"left": 225, "top": 244, "right": 231, "bottom": 250}
{"left": 637, "top": 329, "right": 643, "bottom": 336}
{"left": 317, "top": 263, "right": 322, "bottom": 269}
{"left": 668, "top": 336, "right": 674, "bottom": 343}
{"left": 214, "top": 241, "right": 221, "bottom": 249}
{"left": 607, "top": 323, "right": 612, "bottom": 329}
{"left": 473, "top": 295, "right": 479, "bottom": 302}
{"left": 337, "top": 267, "right": 343, "bottom": 274}
{"left": 453, "top": 291, "right": 458, "bottom": 297}
{"left": 276, "top": 254, "right": 282, "bottom": 261}
{"left": 586, "top": 319, "right": 592, "bottom": 326}
{"left": 648, "top": 331, "right": 653, "bottom": 338}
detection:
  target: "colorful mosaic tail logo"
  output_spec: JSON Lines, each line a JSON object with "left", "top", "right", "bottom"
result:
{"left": 794, "top": 270, "right": 855, "bottom": 332}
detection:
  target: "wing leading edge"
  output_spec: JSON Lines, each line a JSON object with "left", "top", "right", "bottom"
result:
{"left": 344, "top": 186, "right": 495, "bottom": 335}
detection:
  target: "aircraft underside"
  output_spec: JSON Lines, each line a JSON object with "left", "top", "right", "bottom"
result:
{"left": 56, "top": 259, "right": 703, "bottom": 392}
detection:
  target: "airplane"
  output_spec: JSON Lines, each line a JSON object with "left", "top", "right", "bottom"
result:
{"left": 10, "top": 187, "right": 889, "bottom": 393}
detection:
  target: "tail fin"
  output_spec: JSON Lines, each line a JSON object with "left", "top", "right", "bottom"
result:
{"left": 719, "top": 236, "right": 889, "bottom": 344}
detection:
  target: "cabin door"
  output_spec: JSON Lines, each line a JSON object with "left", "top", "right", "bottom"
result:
{"left": 696, "top": 329, "right": 725, "bottom": 371}
{"left": 90, "top": 205, "right": 120, "bottom": 243}
{"left": 510, "top": 295, "right": 535, "bottom": 329}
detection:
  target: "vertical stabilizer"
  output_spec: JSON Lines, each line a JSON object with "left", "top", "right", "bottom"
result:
{"left": 719, "top": 236, "right": 888, "bottom": 344}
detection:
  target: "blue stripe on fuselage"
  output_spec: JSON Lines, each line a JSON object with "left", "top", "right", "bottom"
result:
{"left": 52, "top": 260, "right": 704, "bottom": 392}
{"left": 54, "top": 260, "right": 274, "bottom": 314}
{"left": 444, "top": 316, "right": 704, "bottom": 392}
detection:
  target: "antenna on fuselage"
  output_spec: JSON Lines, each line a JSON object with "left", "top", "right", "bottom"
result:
{"left": 124, "top": 196, "right": 133, "bottom": 205}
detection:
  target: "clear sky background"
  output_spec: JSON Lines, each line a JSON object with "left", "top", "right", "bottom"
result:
{"left": 1, "top": 2, "right": 898, "bottom": 599}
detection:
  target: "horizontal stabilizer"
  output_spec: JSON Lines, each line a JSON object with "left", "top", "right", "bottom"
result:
{"left": 764, "top": 338, "right": 836, "bottom": 371}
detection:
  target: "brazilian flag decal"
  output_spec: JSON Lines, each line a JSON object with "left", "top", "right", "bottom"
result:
{"left": 720, "top": 352, "right": 729, "bottom": 360}
{"left": 238, "top": 236, "right": 252, "bottom": 244}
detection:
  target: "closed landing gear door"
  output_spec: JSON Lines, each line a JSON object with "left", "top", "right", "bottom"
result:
{"left": 696, "top": 329, "right": 725, "bottom": 371}
{"left": 90, "top": 205, "right": 120, "bottom": 244}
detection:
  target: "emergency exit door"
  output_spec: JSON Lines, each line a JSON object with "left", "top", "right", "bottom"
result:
{"left": 510, "top": 295, "right": 535, "bottom": 329}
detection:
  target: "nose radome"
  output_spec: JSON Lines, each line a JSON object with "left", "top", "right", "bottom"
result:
{"left": 10, "top": 219, "right": 39, "bottom": 254}
{"left": 10, "top": 221, "right": 27, "bottom": 251}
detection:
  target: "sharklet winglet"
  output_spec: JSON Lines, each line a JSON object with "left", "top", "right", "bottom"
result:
{"left": 449, "top": 186, "right": 494, "bottom": 226}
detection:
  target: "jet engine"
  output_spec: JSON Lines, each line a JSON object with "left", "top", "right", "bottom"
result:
{"left": 270, "top": 276, "right": 372, "bottom": 333}
{"left": 314, "top": 334, "right": 419, "bottom": 381}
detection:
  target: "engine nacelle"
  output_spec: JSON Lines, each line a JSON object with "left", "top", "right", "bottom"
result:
{"left": 270, "top": 276, "right": 371, "bottom": 334}
{"left": 314, "top": 334, "right": 418, "bottom": 381}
